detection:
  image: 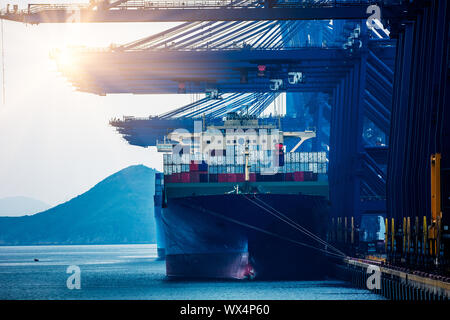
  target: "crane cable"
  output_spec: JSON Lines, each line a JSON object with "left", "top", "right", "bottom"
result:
{"left": 251, "top": 195, "right": 343, "bottom": 254}
{"left": 247, "top": 194, "right": 346, "bottom": 257}
{"left": 182, "top": 201, "right": 345, "bottom": 259}
{"left": 242, "top": 194, "right": 346, "bottom": 257}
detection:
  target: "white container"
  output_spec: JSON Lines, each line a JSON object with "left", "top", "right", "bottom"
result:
{"left": 318, "top": 152, "right": 324, "bottom": 162}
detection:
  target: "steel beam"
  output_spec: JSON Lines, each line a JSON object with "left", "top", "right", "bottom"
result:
{"left": 1, "top": 5, "right": 409, "bottom": 24}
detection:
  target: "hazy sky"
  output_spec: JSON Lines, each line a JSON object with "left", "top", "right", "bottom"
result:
{"left": 0, "top": 1, "right": 285, "bottom": 208}
{"left": 0, "top": 1, "right": 193, "bottom": 206}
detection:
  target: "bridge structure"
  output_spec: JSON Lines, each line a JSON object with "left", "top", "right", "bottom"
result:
{"left": 2, "top": 0, "right": 448, "bottom": 272}
{"left": 0, "top": 0, "right": 411, "bottom": 23}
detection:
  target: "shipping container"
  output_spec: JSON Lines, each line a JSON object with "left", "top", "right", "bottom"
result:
{"left": 274, "top": 173, "right": 283, "bottom": 181}
{"left": 294, "top": 171, "right": 304, "bottom": 181}
{"left": 304, "top": 171, "right": 314, "bottom": 181}
{"left": 218, "top": 173, "right": 228, "bottom": 183}
{"left": 163, "top": 149, "right": 328, "bottom": 184}
{"left": 190, "top": 172, "right": 200, "bottom": 183}
{"left": 190, "top": 161, "right": 199, "bottom": 171}
{"left": 236, "top": 174, "right": 245, "bottom": 182}
{"left": 199, "top": 173, "right": 208, "bottom": 183}
{"left": 180, "top": 172, "right": 190, "bottom": 183}
{"left": 285, "top": 172, "right": 294, "bottom": 181}
{"left": 209, "top": 174, "right": 218, "bottom": 183}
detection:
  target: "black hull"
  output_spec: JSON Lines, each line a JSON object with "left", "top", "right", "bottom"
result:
{"left": 162, "top": 193, "right": 330, "bottom": 280}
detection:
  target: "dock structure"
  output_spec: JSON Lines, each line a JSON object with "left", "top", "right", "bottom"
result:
{"left": 49, "top": 19, "right": 363, "bottom": 95}
{"left": 335, "top": 258, "right": 450, "bottom": 300}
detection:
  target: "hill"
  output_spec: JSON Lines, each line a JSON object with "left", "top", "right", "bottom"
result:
{"left": 0, "top": 196, "right": 51, "bottom": 217}
{"left": 0, "top": 165, "right": 157, "bottom": 245}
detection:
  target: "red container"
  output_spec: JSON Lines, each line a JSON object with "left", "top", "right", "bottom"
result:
{"left": 249, "top": 173, "right": 257, "bottom": 182}
{"left": 190, "top": 172, "right": 200, "bottom": 183}
{"left": 285, "top": 173, "right": 294, "bottom": 181}
{"left": 218, "top": 174, "right": 228, "bottom": 183}
{"left": 228, "top": 174, "right": 237, "bottom": 183}
{"left": 294, "top": 171, "right": 304, "bottom": 181}
{"left": 236, "top": 174, "right": 245, "bottom": 182}
{"left": 189, "top": 161, "right": 199, "bottom": 171}
{"left": 179, "top": 172, "right": 189, "bottom": 183}
{"left": 164, "top": 175, "right": 171, "bottom": 183}
{"left": 171, "top": 173, "right": 180, "bottom": 183}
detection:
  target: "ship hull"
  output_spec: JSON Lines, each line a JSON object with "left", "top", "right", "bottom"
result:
{"left": 162, "top": 193, "right": 330, "bottom": 279}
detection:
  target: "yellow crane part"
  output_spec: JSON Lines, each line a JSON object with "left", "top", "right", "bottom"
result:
{"left": 385, "top": 218, "right": 388, "bottom": 252}
{"left": 391, "top": 218, "right": 395, "bottom": 252}
{"left": 429, "top": 153, "right": 442, "bottom": 257}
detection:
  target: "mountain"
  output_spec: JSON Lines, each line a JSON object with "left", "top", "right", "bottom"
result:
{"left": 0, "top": 196, "right": 51, "bottom": 217}
{"left": 0, "top": 165, "right": 157, "bottom": 245}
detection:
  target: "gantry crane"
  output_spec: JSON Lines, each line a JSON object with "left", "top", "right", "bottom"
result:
{"left": 0, "top": 0, "right": 411, "bottom": 24}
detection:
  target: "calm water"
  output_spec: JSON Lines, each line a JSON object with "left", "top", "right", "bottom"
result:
{"left": 0, "top": 244, "right": 384, "bottom": 300}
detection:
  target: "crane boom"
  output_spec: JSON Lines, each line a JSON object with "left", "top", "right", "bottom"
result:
{"left": 0, "top": 1, "right": 409, "bottom": 24}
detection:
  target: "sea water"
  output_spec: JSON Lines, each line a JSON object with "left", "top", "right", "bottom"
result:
{"left": 0, "top": 244, "right": 384, "bottom": 300}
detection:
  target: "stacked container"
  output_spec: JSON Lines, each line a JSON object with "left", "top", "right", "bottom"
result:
{"left": 163, "top": 151, "right": 327, "bottom": 184}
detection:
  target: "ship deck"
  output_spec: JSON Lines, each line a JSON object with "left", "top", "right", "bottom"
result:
{"left": 164, "top": 181, "right": 329, "bottom": 199}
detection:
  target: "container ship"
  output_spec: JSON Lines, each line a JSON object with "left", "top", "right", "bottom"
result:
{"left": 156, "top": 113, "right": 334, "bottom": 279}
